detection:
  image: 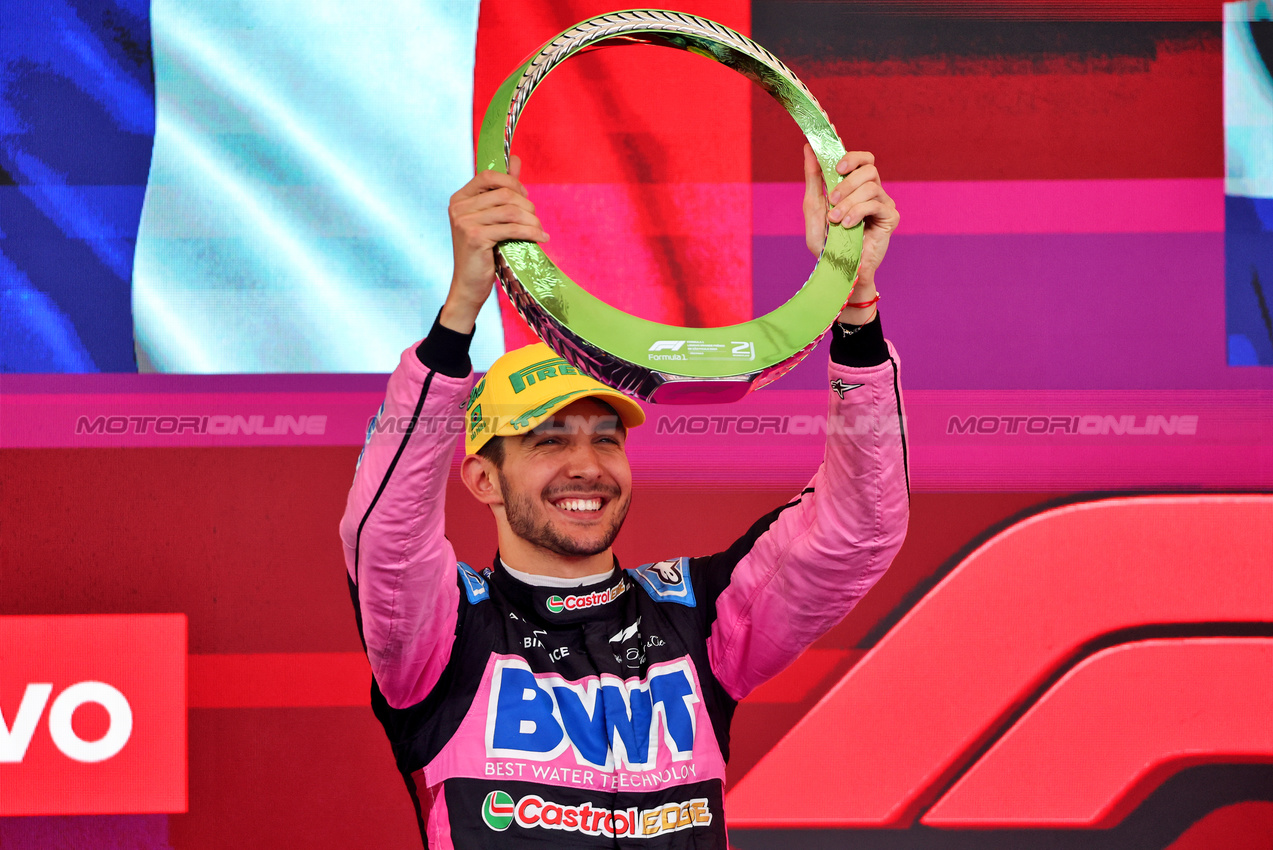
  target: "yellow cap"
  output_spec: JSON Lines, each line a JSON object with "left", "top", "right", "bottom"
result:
{"left": 464, "top": 343, "right": 646, "bottom": 455}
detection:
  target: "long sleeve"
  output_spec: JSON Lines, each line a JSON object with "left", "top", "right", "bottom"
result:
{"left": 339, "top": 333, "right": 475, "bottom": 709}
{"left": 704, "top": 322, "right": 909, "bottom": 701}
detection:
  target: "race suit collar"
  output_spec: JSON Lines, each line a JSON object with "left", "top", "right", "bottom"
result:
{"left": 490, "top": 553, "right": 629, "bottom": 625}
{"left": 501, "top": 558, "right": 613, "bottom": 588}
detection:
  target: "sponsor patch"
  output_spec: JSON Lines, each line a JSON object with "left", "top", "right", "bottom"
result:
{"left": 830, "top": 378, "right": 863, "bottom": 399}
{"left": 458, "top": 562, "right": 490, "bottom": 604}
{"left": 544, "top": 579, "right": 626, "bottom": 615}
{"left": 483, "top": 791, "right": 712, "bottom": 838}
{"left": 628, "top": 558, "right": 696, "bottom": 608}
{"left": 481, "top": 790, "right": 514, "bottom": 831}
{"left": 486, "top": 657, "right": 699, "bottom": 770}
{"left": 355, "top": 401, "right": 386, "bottom": 470}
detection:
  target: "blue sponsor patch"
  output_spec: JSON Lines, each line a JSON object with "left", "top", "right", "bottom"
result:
{"left": 627, "top": 557, "right": 695, "bottom": 608}
{"left": 487, "top": 658, "right": 698, "bottom": 768}
{"left": 355, "top": 401, "right": 385, "bottom": 471}
{"left": 458, "top": 561, "right": 490, "bottom": 604}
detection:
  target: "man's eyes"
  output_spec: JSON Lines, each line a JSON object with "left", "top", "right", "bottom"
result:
{"left": 530, "top": 434, "right": 621, "bottom": 447}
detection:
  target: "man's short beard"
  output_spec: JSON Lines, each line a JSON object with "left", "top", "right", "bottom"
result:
{"left": 499, "top": 471, "right": 629, "bottom": 557}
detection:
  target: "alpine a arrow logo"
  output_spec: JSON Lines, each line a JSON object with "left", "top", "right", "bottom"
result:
{"left": 481, "top": 790, "right": 514, "bottom": 831}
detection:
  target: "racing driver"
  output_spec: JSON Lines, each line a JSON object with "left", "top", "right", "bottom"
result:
{"left": 340, "top": 146, "right": 908, "bottom": 848}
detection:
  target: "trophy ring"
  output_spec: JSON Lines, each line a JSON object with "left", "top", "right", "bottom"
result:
{"left": 476, "top": 9, "right": 862, "bottom": 404}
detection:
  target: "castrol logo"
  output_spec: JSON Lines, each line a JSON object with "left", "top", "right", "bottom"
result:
{"left": 482, "top": 791, "right": 712, "bottom": 839}
{"left": 544, "top": 580, "right": 627, "bottom": 614}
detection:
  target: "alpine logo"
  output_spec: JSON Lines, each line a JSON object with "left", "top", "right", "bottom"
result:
{"left": 481, "top": 790, "right": 515, "bottom": 831}
{"left": 609, "top": 618, "right": 641, "bottom": 646}
{"left": 610, "top": 617, "right": 644, "bottom": 668}
{"left": 481, "top": 791, "right": 712, "bottom": 838}
{"left": 545, "top": 580, "right": 627, "bottom": 614}
{"left": 486, "top": 657, "right": 699, "bottom": 770}
{"left": 629, "top": 558, "right": 696, "bottom": 608}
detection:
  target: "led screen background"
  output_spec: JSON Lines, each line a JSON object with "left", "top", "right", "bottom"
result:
{"left": 2, "top": 0, "right": 1272, "bottom": 848}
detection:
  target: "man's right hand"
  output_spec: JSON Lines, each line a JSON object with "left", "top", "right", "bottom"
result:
{"left": 440, "top": 155, "right": 549, "bottom": 334}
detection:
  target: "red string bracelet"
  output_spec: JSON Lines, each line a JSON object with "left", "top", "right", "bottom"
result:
{"left": 845, "top": 293, "right": 881, "bottom": 309}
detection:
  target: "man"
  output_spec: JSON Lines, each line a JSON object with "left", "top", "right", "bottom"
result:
{"left": 340, "top": 145, "right": 907, "bottom": 848}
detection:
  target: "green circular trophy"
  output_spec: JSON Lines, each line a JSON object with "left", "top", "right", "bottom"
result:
{"left": 477, "top": 9, "right": 862, "bottom": 404}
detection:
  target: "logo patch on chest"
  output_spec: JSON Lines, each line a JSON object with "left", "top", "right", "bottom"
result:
{"left": 628, "top": 558, "right": 696, "bottom": 607}
{"left": 481, "top": 790, "right": 712, "bottom": 838}
{"left": 481, "top": 790, "right": 514, "bottom": 831}
{"left": 544, "top": 578, "right": 626, "bottom": 614}
{"left": 485, "top": 657, "right": 699, "bottom": 770}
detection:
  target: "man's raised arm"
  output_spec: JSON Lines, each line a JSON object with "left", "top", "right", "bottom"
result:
{"left": 339, "top": 319, "right": 475, "bottom": 709}
{"left": 703, "top": 312, "right": 909, "bottom": 700}
{"left": 339, "top": 158, "right": 548, "bottom": 709}
{"left": 704, "top": 146, "right": 908, "bottom": 699}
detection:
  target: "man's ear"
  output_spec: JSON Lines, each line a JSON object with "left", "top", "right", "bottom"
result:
{"left": 460, "top": 454, "right": 503, "bottom": 506}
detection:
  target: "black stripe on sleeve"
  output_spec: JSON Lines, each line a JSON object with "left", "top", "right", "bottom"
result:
{"left": 353, "top": 369, "right": 437, "bottom": 589}
{"left": 888, "top": 353, "right": 911, "bottom": 503}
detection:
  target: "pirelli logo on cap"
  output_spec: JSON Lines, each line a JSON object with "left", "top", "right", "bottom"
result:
{"left": 508, "top": 358, "right": 580, "bottom": 394}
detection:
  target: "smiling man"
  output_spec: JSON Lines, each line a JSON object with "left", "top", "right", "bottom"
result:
{"left": 459, "top": 349, "right": 644, "bottom": 577}
{"left": 340, "top": 149, "right": 909, "bottom": 849}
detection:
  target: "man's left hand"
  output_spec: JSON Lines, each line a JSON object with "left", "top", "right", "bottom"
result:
{"left": 802, "top": 145, "right": 899, "bottom": 323}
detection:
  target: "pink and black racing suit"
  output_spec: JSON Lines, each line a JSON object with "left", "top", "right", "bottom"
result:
{"left": 340, "top": 314, "right": 909, "bottom": 848}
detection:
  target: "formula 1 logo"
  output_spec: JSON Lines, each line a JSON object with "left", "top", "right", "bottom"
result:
{"left": 481, "top": 790, "right": 515, "bottom": 831}
{"left": 482, "top": 790, "right": 712, "bottom": 838}
{"left": 485, "top": 657, "right": 699, "bottom": 770}
{"left": 0, "top": 614, "right": 187, "bottom": 816}
{"left": 544, "top": 579, "right": 627, "bottom": 615}
{"left": 726, "top": 496, "right": 1273, "bottom": 834}
{"left": 648, "top": 340, "right": 685, "bottom": 352}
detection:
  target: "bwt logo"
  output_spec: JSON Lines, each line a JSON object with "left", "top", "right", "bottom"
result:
{"left": 485, "top": 658, "right": 698, "bottom": 770}
{"left": 0, "top": 614, "right": 187, "bottom": 816}
{"left": 1, "top": 681, "right": 132, "bottom": 764}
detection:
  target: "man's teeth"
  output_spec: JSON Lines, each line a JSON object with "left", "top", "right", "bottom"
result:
{"left": 557, "top": 498, "right": 602, "bottom": 512}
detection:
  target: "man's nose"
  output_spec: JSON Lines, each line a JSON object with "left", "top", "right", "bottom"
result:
{"left": 561, "top": 439, "right": 604, "bottom": 478}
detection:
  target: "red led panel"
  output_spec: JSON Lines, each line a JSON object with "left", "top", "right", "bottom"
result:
{"left": 0, "top": 614, "right": 187, "bottom": 815}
